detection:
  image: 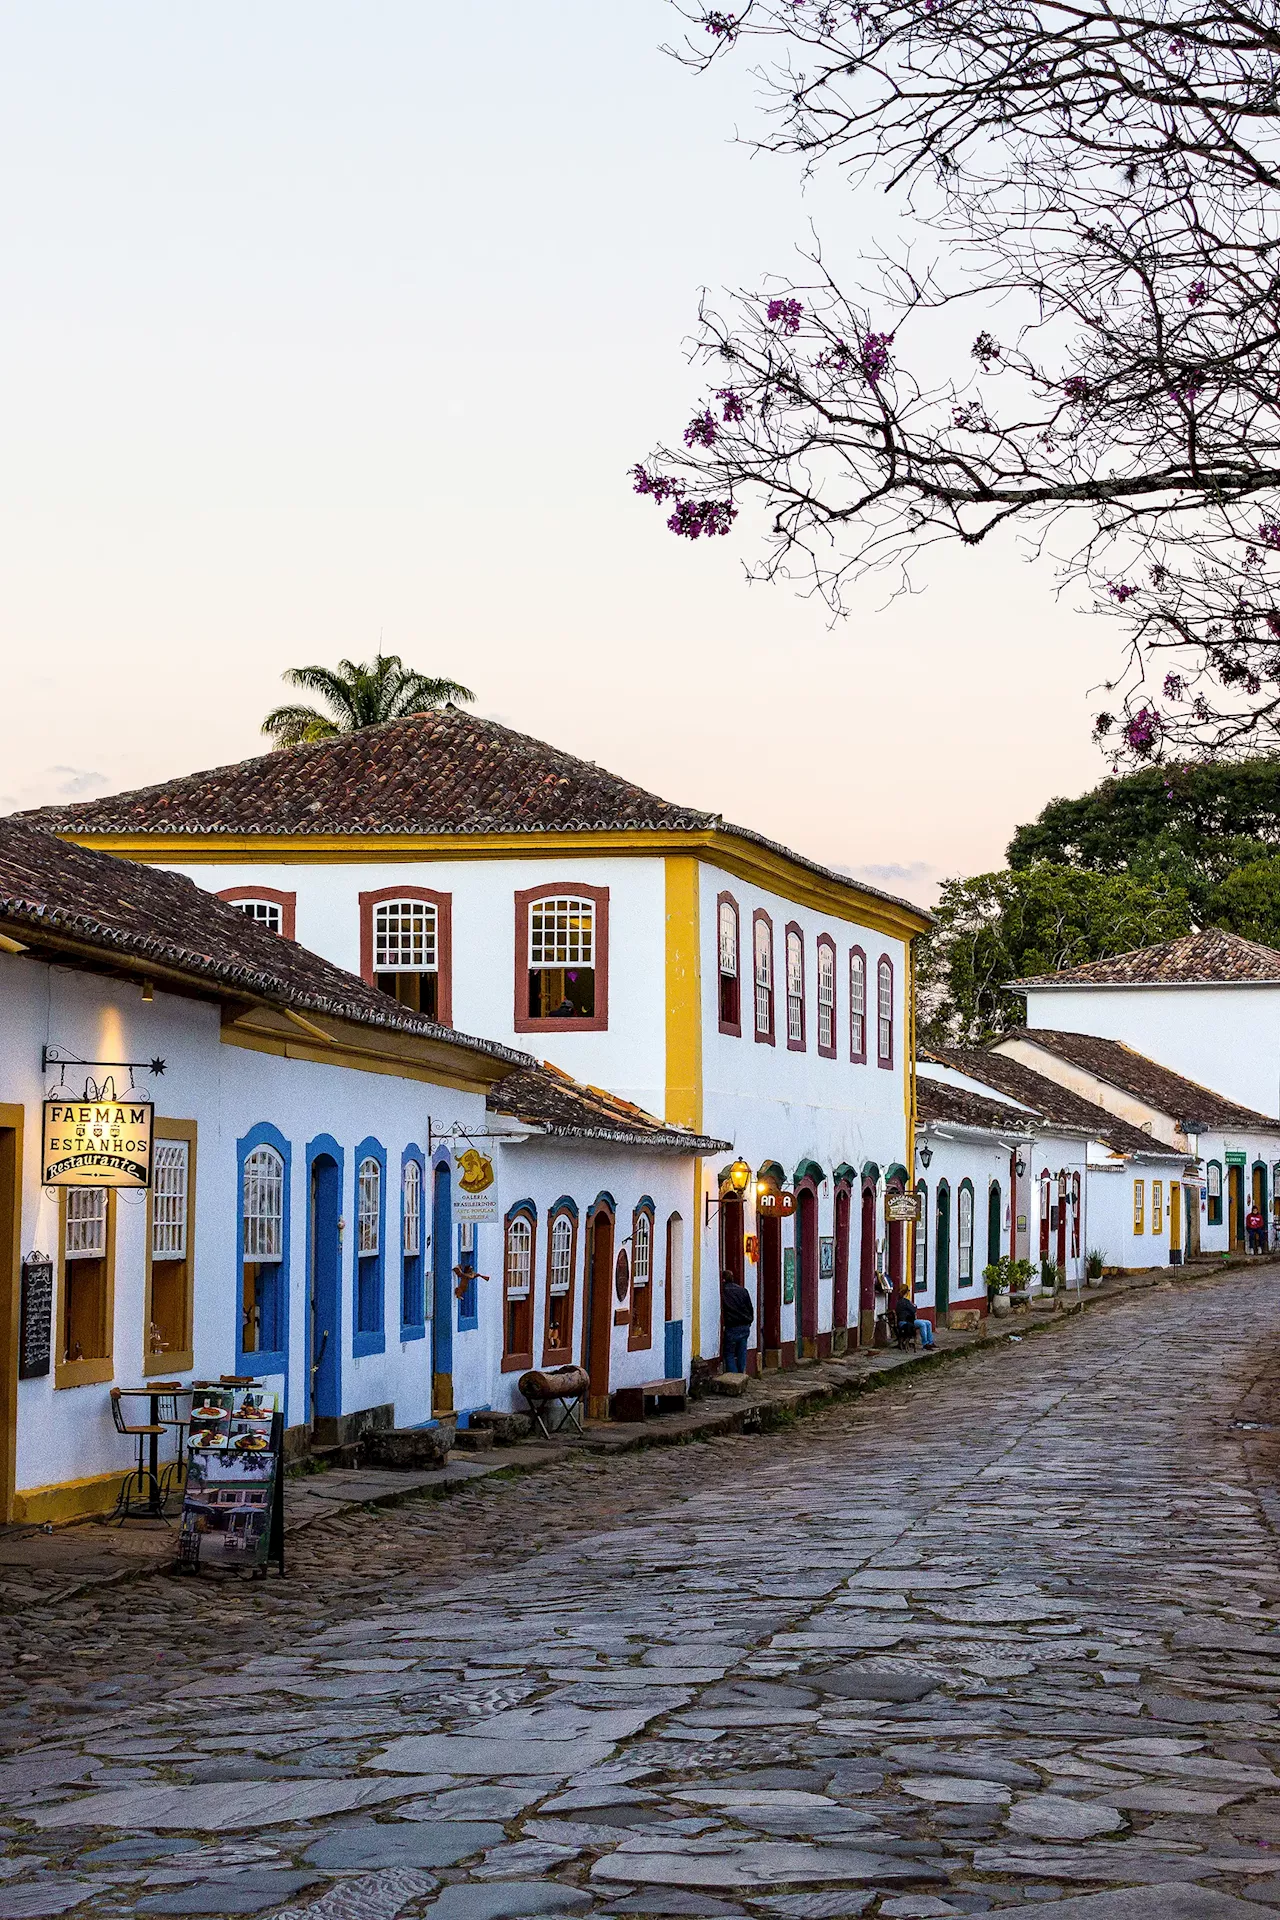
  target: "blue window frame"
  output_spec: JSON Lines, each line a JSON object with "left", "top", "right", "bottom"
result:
{"left": 236, "top": 1123, "right": 290, "bottom": 1380}
{"left": 456, "top": 1221, "right": 479, "bottom": 1331}
{"left": 353, "top": 1136, "right": 387, "bottom": 1357}
{"left": 400, "top": 1146, "right": 427, "bottom": 1339}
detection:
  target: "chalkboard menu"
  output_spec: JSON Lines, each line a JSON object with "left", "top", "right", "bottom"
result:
{"left": 19, "top": 1255, "right": 53, "bottom": 1379}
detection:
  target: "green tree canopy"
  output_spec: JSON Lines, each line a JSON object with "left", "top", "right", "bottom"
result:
{"left": 918, "top": 865, "right": 1194, "bottom": 1048}
{"left": 263, "top": 654, "right": 476, "bottom": 749}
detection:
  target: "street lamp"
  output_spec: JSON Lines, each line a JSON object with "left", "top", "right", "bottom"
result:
{"left": 918, "top": 1141, "right": 933, "bottom": 1169}
{"left": 1015, "top": 1151, "right": 1027, "bottom": 1179}
{"left": 706, "top": 1157, "right": 754, "bottom": 1224}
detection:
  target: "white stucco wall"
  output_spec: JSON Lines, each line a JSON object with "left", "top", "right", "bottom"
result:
{"left": 1023, "top": 983, "right": 1280, "bottom": 1121}
{"left": 161, "top": 857, "right": 670, "bottom": 1118}
{"left": 0, "top": 952, "right": 491, "bottom": 1503}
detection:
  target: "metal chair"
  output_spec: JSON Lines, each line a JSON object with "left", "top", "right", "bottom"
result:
{"left": 151, "top": 1384, "right": 191, "bottom": 1502}
{"left": 108, "top": 1388, "right": 169, "bottom": 1521}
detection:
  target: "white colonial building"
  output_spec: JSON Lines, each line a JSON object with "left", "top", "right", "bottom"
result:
{"left": 32, "top": 708, "right": 930, "bottom": 1381}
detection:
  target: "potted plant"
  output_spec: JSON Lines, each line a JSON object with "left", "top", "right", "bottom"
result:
{"left": 985, "top": 1258, "right": 1012, "bottom": 1317}
{"left": 1009, "top": 1257, "right": 1034, "bottom": 1310}
{"left": 1085, "top": 1248, "right": 1106, "bottom": 1288}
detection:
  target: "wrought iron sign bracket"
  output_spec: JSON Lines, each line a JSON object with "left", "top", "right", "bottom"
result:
{"left": 42, "top": 1048, "right": 166, "bottom": 1078}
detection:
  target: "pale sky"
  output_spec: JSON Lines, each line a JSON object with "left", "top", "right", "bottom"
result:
{"left": 0, "top": 2, "right": 1119, "bottom": 905}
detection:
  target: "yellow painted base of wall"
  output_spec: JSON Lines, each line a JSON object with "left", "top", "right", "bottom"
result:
{"left": 12, "top": 1468, "right": 131, "bottom": 1527}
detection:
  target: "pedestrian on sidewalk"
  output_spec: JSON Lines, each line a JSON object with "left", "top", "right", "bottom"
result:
{"left": 721, "top": 1269, "right": 754, "bottom": 1376}
{"left": 1247, "top": 1204, "right": 1266, "bottom": 1255}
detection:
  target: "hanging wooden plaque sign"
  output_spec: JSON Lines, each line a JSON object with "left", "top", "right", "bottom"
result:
{"left": 756, "top": 1186, "right": 796, "bottom": 1219}
{"left": 41, "top": 1100, "right": 154, "bottom": 1189}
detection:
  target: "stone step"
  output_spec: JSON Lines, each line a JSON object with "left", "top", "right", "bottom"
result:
{"left": 452, "top": 1426, "right": 495, "bottom": 1452}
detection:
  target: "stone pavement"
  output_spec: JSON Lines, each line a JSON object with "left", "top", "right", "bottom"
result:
{"left": 1, "top": 1263, "right": 1280, "bottom": 1916}
{"left": 0, "top": 1258, "right": 1222, "bottom": 1615}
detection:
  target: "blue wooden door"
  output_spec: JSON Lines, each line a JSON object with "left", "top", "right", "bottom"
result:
{"left": 310, "top": 1155, "right": 342, "bottom": 1422}
{"left": 664, "top": 1319, "right": 683, "bottom": 1380}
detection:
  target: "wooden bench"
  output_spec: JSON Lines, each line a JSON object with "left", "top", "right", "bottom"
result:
{"left": 609, "top": 1378, "right": 688, "bottom": 1423}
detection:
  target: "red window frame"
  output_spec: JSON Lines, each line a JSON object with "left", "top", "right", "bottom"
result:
{"left": 717, "top": 892, "right": 742, "bottom": 1037}
{"left": 816, "top": 934, "right": 837, "bottom": 1059}
{"left": 501, "top": 1202, "right": 537, "bottom": 1373}
{"left": 514, "top": 882, "right": 610, "bottom": 1034}
{"left": 785, "top": 923, "right": 806, "bottom": 1052}
{"left": 876, "top": 954, "right": 895, "bottom": 1070}
{"left": 752, "top": 909, "right": 775, "bottom": 1047}
{"left": 358, "top": 885, "right": 454, "bottom": 1028}
{"left": 217, "top": 885, "right": 297, "bottom": 942}
{"left": 849, "top": 946, "right": 867, "bottom": 1064}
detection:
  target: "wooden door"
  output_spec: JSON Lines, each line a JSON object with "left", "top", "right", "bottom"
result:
{"left": 1187, "top": 1183, "right": 1201, "bottom": 1256}
{"left": 0, "top": 1114, "right": 19, "bottom": 1524}
{"left": 585, "top": 1205, "right": 614, "bottom": 1415}
{"left": 1229, "top": 1166, "right": 1244, "bottom": 1251}
{"left": 797, "top": 1188, "right": 818, "bottom": 1353}
{"left": 1169, "top": 1181, "right": 1181, "bottom": 1260}
{"left": 759, "top": 1214, "right": 782, "bottom": 1359}
{"left": 859, "top": 1186, "right": 876, "bottom": 1345}
{"left": 935, "top": 1184, "right": 951, "bottom": 1319}
{"left": 833, "top": 1186, "right": 851, "bottom": 1332}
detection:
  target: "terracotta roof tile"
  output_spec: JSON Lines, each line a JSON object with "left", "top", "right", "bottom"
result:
{"left": 21, "top": 708, "right": 928, "bottom": 924}
{"left": 922, "top": 1046, "right": 1183, "bottom": 1160}
{"left": 1015, "top": 928, "right": 1280, "bottom": 988}
{"left": 1003, "top": 1028, "right": 1280, "bottom": 1134}
{"left": 488, "top": 1061, "right": 730, "bottom": 1153}
{"left": 0, "top": 818, "right": 529, "bottom": 1072}
{"left": 917, "top": 1076, "right": 1037, "bottom": 1134}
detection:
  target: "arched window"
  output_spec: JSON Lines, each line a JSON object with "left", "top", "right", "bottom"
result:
{"left": 987, "top": 1178, "right": 1002, "bottom": 1270}
{"left": 786, "top": 926, "right": 806, "bottom": 1048}
{"left": 877, "top": 956, "right": 894, "bottom": 1067}
{"left": 355, "top": 1152, "right": 385, "bottom": 1342}
{"left": 374, "top": 899, "right": 439, "bottom": 1017}
{"left": 718, "top": 895, "right": 741, "bottom": 1034}
{"left": 816, "top": 936, "right": 836, "bottom": 1057}
{"left": 503, "top": 1207, "right": 535, "bottom": 1369}
{"left": 753, "top": 912, "right": 775, "bottom": 1042}
{"left": 849, "top": 948, "right": 867, "bottom": 1063}
{"left": 1039, "top": 1168, "right": 1052, "bottom": 1258}
{"left": 958, "top": 1181, "right": 974, "bottom": 1286}
{"left": 630, "top": 1203, "right": 655, "bottom": 1348}
{"left": 1207, "top": 1160, "right": 1223, "bottom": 1224}
{"left": 241, "top": 1141, "right": 286, "bottom": 1362}
{"left": 217, "top": 886, "right": 296, "bottom": 939}
{"left": 914, "top": 1182, "right": 928, "bottom": 1295}
{"left": 401, "top": 1156, "right": 425, "bottom": 1332}
{"left": 544, "top": 1202, "right": 577, "bottom": 1361}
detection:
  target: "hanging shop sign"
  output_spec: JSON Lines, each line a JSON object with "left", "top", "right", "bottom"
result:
{"left": 886, "top": 1191, "right": 923, "bottom": 1223}
{"left": 756, "top": 1185, "right": 796, "bottom": 1219}
{"left": 453, "top": 1146, "right": 498, "bottom": 1224}
{"left": 41, "top": 1099, "right": 154, "bottom": 1189}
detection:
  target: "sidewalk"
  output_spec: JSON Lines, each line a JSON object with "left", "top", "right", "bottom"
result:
{"left": 0, "top": 1253, "right": 1252, "bottom": 1614}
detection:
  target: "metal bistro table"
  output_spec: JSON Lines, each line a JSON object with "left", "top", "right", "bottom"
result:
{"left": 108, "top": 1384, "right": 191, "bottom": 1521}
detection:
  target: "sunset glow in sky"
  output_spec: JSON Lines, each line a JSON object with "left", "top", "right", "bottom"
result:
{"left": 0, "top": 2, "right": 1121, "bottom": 904}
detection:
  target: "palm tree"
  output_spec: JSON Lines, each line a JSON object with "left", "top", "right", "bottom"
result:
{"left": 262, "top": 654, "right": 477, "bottom": 749}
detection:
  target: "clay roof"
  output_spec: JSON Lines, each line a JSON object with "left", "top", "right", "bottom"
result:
{"left": 0, "top": 818, "right": 529, "bottom": 1074}
{"left": 1014, "top": 928, "right": 1280, "bottom": 989}
{"left": 1002, "top": 1028, "right": 1280, "bottom": 1135}
{"left": 488, "top": 1061, "right": 730, "bottom": 1153}
{"left": 923, "top": 1047, "right": 1183, "bottom": 1161}
{"left": 917, "top": 1076, "right": 1037, "bottom": 1134}
{"left": 21, "top": 708, "right": 927, "bottom": 925}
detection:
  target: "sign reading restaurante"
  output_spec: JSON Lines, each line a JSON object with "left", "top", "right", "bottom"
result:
{"left": 41, "top": 1099, "right": 155, "bottom": 1189}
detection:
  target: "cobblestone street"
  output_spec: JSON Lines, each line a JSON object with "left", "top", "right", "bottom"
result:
{"left": 3, "top": 1268, "right": 1280, "bottom": 1918}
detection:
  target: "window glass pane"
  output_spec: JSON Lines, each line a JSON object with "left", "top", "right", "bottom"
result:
{"left": 358, "top": 1157, "right": 381, "bottom": 1257}
{"left": 234, "top": 899, "right": 282, "bottom": 933}
{"left": 633, "top": 1213, "right": 652, "bottom": 1286}
{"left": 550, "top": 1213, "right": 574, "bottom": 1293}
{"left": 403, "top": 1160, "right": 422, "bottom": 1257}
{"left": 505, "top": 1216, "right": 533, "bottom": 1297}
{"left": 914, "top": 1184, "right": 928, "bottom": 1290}
{"left": 958, "top": 1186, "right": 973, "bottom": 1280}
{"left": 850, "top": 953, "right": 866, "bottom": 1053}
{"left": 530, "top": 898, "right": 594, "bottom": 967}
{"left": 818, "top": 944, "right": 834, "bottom": 1048}
{"left": 374, "top": 900, "right": 437, "bottom": 973}
{"left": 242, "top": 1147, "right": 283, "bottom": 1262}
{"left": 719, "top": 902, "right": 737, "bottom": 976}
{"left": 152, "top": 1141, "right": 189, "bottom": 1260}
{"left": 65, "top": 1187, "right": 107, "bottom": 1258}
{"left": 878, "top": 959, "right": 893, "bottom": 1057}
{"left": 754, "top": 919, "right": 771, "bottom": 987}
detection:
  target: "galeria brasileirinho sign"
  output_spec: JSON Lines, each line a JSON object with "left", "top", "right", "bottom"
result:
{"left": 41, "top": 1099, "right": 154, "bottom": 1189}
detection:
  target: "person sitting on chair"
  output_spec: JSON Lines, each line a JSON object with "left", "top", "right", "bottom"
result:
{"left": 894, "top": 1293, "right": 918, "bottom": 1350}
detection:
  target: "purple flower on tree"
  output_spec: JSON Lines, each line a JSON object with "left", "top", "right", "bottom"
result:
{"left": 971, "top": 331, "right": 1000, "bottom": 370}
{"left": 716, "top": 388, "right": 745, "bottom": 423}
{"left": 1188, "top": 279, "right": 1208, "bottom": 307}
{"left": 1259, "top": 521, "right": 1280, "bottom": 550}
{"left": 1162, "top": 672, "right": 1186, "bottom": 700}
{"left": 1063, "top": 374, "right": 1090, "bottom": 403}
{"left": 1267, "top": 611, "right": 1280, "bottom": 639}
{"left": 1247, "top": 672, "right": 1263, "bottom": 695}
{"left": 766, "top": 297, "right": 804, "bottom": 335}
{"left": 860, "top": 331, "right": 895, "bottom": 384}
{"left": 703, "top": 10, "right": 737, "bottom": 35}
{"left": 1123, "top": 707, "right": 1161, "bottom": 755}
{"left": 684, "top": 410, "right": 718, "bottom": 449}
{"left": 667, "top": 497, "right": 738, "bottom": 540}
{"left": 1107, "top": 581, "right": 1137, "bottom": 603}
{"left": 631, "top": 464, "right": 683, "bottom": 505}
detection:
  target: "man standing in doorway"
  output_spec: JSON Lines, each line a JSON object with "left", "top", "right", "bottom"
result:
{"left": 721, "top": 1269, "right": 754, "bottom": 1377}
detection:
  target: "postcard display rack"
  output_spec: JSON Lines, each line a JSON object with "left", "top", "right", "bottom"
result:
{"left": 177, "top": 1382, "right": 285, "bottom": 1576}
